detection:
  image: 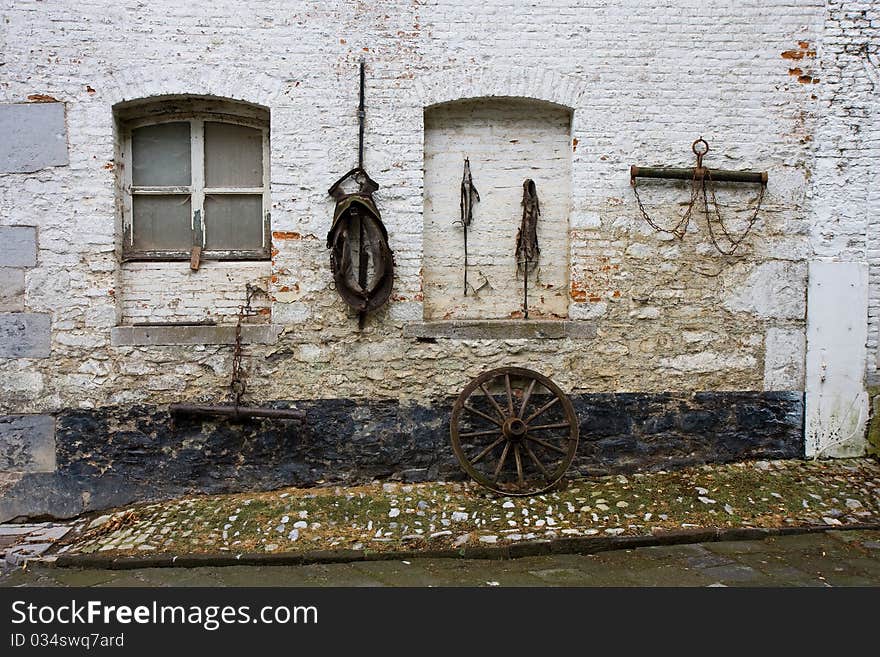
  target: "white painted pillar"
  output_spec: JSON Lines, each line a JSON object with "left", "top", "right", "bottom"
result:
{"left": 804, "top": 260, "right": 869, "bottom": 457}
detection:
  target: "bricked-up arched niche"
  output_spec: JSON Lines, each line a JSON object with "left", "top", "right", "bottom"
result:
{"left": 423, "top": 98, "right": 573, "bottom": 320}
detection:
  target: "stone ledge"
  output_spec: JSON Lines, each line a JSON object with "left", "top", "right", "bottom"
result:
{"left": 403, "top": 320, "right": 596, "bottom": 340}
{"left": 110, "top": 324, "right": 282, "bottom": 346}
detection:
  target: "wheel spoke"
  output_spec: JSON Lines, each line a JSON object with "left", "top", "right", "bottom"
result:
{"left": 459, "top": 428, "right": 504, "bottom": 439}
{"left": 518, "top": 379, "right": 537, "bottom": 418}
{"left": 525, "top": 433, "right": 568, "bottom": 455}
{"left": 479, "top": 383, "right": 508, "bottom": 421}
{"left": 471, "top": 436, "right": 505, "bottom": 464}
{"left": 524, "top": 396, "right": 559, "bottom": 424}
{"left": 514, "top": 444, "right": 524, "bottom": 487}
{"left": 463, "top": 404, "right": 503, "bottom": 427}
{"left": 503, "top": 373, "right": 515, "bottom": 416}
{"left": 528, "top": 422, "right": 571, "bottom": 432}
{"left": 493, "top": 441, "right": 511, "bottom": 482}
{"left": 523, "top": 442, "right": 550, "bottom": 480}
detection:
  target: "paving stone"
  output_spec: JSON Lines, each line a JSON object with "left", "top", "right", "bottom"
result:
{"left": 698, "top": 563, "right": 765, "bottom": 584}
{"left": 351, "top": 560, "right": 442, "bottom": 587}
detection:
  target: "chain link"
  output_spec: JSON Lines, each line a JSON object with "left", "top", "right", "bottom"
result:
{"left": 632, "top": 168, "right": 766, "bottom": 255}
{"left": 631, "top": 169, "right": 700, "bottom": 240}
{"left": 229, "top": 283, "right": 260, "bottom": 407}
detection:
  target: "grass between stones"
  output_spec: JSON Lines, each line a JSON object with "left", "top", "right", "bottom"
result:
{"left": 56, "top": 458, "right": 880, "bottom": 559}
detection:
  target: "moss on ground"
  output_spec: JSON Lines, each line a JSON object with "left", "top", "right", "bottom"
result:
{"left": 58, "top": 457, "right": 880, "bottom": 558}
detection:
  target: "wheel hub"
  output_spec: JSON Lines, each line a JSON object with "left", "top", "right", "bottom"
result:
{"left": 503, "top": 417, "right": 527, "bottom": 440}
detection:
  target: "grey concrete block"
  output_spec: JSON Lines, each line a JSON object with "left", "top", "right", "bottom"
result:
{"left": 0, "top": 415, "right": 56, "bottom": 473}
{"left": 0, "top": 103, "right": 68, "bottom": 173}
{"left": 110, "top": 323, "right": 281, "bottom": 346}
{"left": 0, "top": 313, "right": 51, "bottom": 358}
{"left": 403, "top": 320, "right": 597, "bottom": 340}
{"left": 0, "top": 268, "right": 25, "bottom": 311}
{"left": 0, "top": 227, "right": 37, "bottom": 268}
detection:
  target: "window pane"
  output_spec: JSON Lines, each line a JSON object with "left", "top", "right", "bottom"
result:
{"left": 204, "top": 194, "right": 264, "bottom": 251}
{"left": 132, "top": 195, "right": 192, "bottom": 251}
{"left": 132, "top": 122, "right": 191, "bottom": 186}
{"left": 204, "top": 122, "right": 263, "bottom": 188}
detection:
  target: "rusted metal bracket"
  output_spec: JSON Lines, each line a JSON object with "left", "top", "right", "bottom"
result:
{"left": 630, "top": 138, "right": 767, "bottom": 184}
{"left": 630, "top": 166, "right": 767, "bottom": 184}
{"left": 630, "top": 138, "right": 768, "bottom": 255}
{"left": 190, "top": 246, "right": 202, "bottom": 271}
{"left": 169, "top": 403, "right": 305, "bottom": 421}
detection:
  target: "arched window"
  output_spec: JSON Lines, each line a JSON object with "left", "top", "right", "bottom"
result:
{"left": 116, "top": 97, "right": 270, "bottom": 262}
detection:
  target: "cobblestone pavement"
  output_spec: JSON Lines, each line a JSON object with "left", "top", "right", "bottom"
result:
{"left": 0, "top": 524, "right": 71, "bottom": 568}
{"left": 36, "top": 459, "right": 880, "bottom": 561}
{"left": 2, "top": 530, "right": 879, "bottom": 587}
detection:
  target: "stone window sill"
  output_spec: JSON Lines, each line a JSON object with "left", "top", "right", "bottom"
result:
{"left": 403, "top": 320, "right": 596, "bottom": 340}
{"left": 110, "top": 324, "right": 282, "bottom": 347}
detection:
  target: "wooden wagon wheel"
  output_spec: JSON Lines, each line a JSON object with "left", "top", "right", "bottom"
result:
{"left": 450, "top": 367, "right": 579, "bottom": 496}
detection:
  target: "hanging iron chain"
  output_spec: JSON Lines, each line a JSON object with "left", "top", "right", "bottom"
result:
{"left": 631, "top": 139, "right": 766, "bottom": 254}
{"left": 703, "top": 169, "right": 766, "bottom": 256}
{"left": 229, "top": 283, "right": 260, "bottom": 407}
{"left": 631, "top": 168, "right": 700, "bottom": 240}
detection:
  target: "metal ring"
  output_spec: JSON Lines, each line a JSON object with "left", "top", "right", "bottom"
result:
{"left": 692, "top": 138, "right": 709, "bottom": 156}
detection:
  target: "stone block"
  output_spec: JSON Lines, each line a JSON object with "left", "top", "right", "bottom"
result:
{"left": 0, "top": 313, "right": 50, "bottom": 358}
{"left": 0, "top": 415, "right": 56, "bottom": 473}
{"left": 0, "top": 103, "right": 68, "bottom": 173}
{"left": 764, "top": 327, "right": 806, "bottom": 390}
{"left": 0, "top": 227, "right": 37, "bottom": 268}
{"left": 0, "top": 268, "right": 25, "bottom": 311}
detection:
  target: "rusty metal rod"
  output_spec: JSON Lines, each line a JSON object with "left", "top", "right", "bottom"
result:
{"left": 169, "top": 403, "right": 305, "bottom": 421}
{"left": 630, "top": 165, "right": 767, "bottom": 184}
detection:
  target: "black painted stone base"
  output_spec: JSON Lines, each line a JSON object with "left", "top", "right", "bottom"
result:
{"left": 0, "top": 391, "right": 804, "bottom": 521}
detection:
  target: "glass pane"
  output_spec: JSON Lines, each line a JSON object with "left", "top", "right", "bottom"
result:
{"left": 132, "top": 195, "right": 192, "bottom": 251}
{"left": 204, "top": 194, "right": 264, "bottom": 251}
{"left": 132, "top": 122, "right": 191, "bottom": 186}
{"left": 204, "top": 122, "right": 263, "bottom": 188}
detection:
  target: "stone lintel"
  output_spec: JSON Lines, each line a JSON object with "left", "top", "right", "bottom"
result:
{"left": 110, "top": 324, "right": 282, "bottom": 346}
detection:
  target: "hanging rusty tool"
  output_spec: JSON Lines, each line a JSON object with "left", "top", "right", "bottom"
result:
{"left": 630, "top": 138, "right": 768, "bottom": 255}
{"left": 356, "top": 59, "right": 368, "bottom": 329}
{"left": 515, "top": 179, "right": 540, "bottom": 319}
{"left": 327, "top": 59, "right": 394, "bottom": 329}
{"left": 169, "top": 283, "right": 305, "bottom": 422}
{"left": 458, "top": 157, "right": 480, "bottom": 296}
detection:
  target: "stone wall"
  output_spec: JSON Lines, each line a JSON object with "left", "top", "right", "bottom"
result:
{"left": 0, "top": 392, "right": 803, "bottom": 521}
{"left": 1, "top": 0, "right": 872, "bottom": 518}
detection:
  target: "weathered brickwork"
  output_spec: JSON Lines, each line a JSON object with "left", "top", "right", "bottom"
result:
{"left": 0, "top": 1, "right": 875, "bottom": 517}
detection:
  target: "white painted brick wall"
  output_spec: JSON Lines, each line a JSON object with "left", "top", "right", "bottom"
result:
{"left": 120, "top": 261, "right": 271, "bottom": 324}
{"left": 2, "top": 0, "right": 875, "bottom": 412}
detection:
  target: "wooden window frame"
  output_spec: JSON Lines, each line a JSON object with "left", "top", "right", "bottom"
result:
{"left": 120, "top": 110, "right": 270, "bottom": 262}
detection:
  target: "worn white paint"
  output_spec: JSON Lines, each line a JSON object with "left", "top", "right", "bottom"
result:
{"left": 423, "top": 99, "right": 572, "bottom": 319}
{"left": 805, "top": 260, "right": 869, "bottom": 458}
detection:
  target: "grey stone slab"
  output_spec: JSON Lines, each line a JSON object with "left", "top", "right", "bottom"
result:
{"left": 0, "top": 312, "right": 50, "bottom": 358}
{"left": 403, "top": 319, "right": 597, "bottom": 340}
{"left": 0, "top": 227, "right": 37, "bottom": 268}
{"left": 28, "top": 525, "right": 70, "bottom": 541}
{"left": 0, "top": 103, "right": 68, "bottom": 173}
{"left": 0, "top": 415, "right": 55, "bottom": 474}
{"left": 0, "top": 524, "right": 45, "bottom": 536}
{"left": 110, "top": 323, "right": 281, "bottom": 346}
{"left": 0, "top": 268, "right": 25, "bottom": 311}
